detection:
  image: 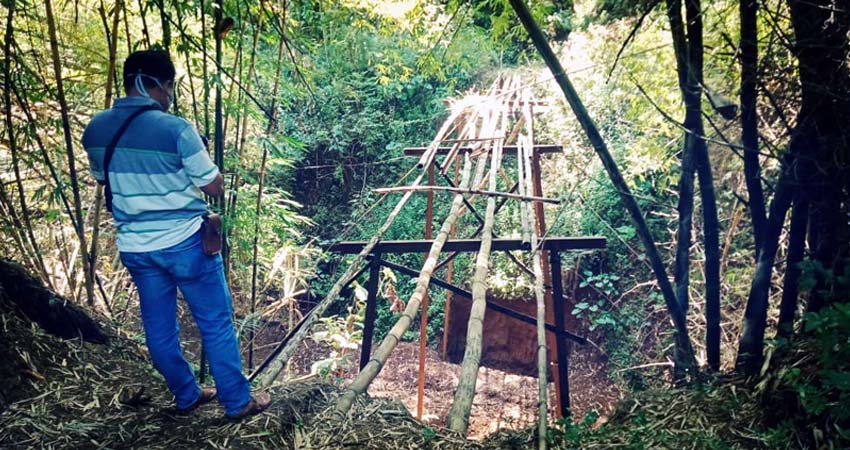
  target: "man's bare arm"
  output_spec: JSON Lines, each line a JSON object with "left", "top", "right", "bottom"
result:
{"left": 200, "top": 173, "right": 225, "bottom": 197}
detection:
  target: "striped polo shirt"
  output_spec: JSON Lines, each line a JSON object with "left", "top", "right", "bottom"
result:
{"left": 82, "top": 96, "right": 219, "bottom": 253}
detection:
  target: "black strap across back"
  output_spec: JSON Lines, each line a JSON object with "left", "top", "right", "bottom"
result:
{"left": 102, "top": 105, "right": 159, "bottom": 213}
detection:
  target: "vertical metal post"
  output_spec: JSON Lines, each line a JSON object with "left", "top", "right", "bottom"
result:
{"left": 360, "top": 254, "right": 382, "bottom": 371}
{"left": 417, "top": 163, "right": 435, "bottom": 419}
{"left": 549, "top": 250, "right": 571, "bottom": 417}
{"left": 442, "top": 155, "right": 460, "bottom": 359}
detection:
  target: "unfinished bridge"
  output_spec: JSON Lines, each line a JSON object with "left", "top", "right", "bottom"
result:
{"left": 247, "top": 75, "right": 606, "bottom": 433}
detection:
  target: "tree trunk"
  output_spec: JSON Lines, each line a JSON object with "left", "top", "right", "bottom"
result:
{"left": 738, "top": 0, "right": 850, "bottom": 368}
{"left": 667, "top": 0, "right": 721, "bottom": 371}
{"left": 786, "top": 0, "right": 850, "bottom": 314}
{"left": 508, "top": 0, "right": 697, "bottom": 373}
{"left": 736, "top": 160, "right": 793, "bottom": 372}
{"left": 665, "top": 0, "right": 696, "bottom": 317}
{"left": 685, "top": 0, "right": 721, "bottom": 372}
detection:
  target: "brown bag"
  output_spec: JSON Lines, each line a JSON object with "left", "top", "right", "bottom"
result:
{"left": 201, "top": 214, "right": 223, "bottom": 256}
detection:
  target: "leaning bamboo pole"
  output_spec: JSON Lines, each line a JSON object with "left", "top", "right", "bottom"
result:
{"left": 336, "top": 153, "right": 484, "bottom": 414}
{"left": 255, "top": 110, "right": 460, "bottom": 388}
{"left": 446, "top": 88, "right": 508, "bottom": 433}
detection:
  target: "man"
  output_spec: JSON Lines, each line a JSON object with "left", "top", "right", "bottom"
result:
{"left": 82, "top": 50, "right": 270, "bottom": 419}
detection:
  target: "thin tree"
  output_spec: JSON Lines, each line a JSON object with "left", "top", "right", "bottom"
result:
{"left": 89, "top": 0, "right": 124, "bottom": 312}
{"left": 666, "top": 0, "right": 721, "bottom": 371}
{"left": 249, "top": 3, "right": 286, "bottom": 370}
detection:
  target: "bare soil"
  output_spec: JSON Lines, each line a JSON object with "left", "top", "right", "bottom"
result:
{"left": 347, "top": 341, "right": 622, "bottom": 439}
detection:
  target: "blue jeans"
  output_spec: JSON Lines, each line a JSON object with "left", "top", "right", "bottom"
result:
{"left": 120, "top": 231, "right": 251, "bottom": 416}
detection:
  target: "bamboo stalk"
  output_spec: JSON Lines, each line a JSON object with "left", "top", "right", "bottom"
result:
{"left": 517, "top": 129, "right": 530, "bottom": 245}
{"left": 249, "top": 6, "right": 284, "bottom": 370}
{"left": 336, "top": 153, "right": 482, "bottom": 414}
{"left": 508, "top": 0, "right": 696, "bottom": 373}
{"left": 447, "top": 88, "right": 508, "bottom": 433}
{"left": 3, "top": 0, "right": 52, "bottom": 287}
{"left": 45, "top": 0, "right": 96, "bottom": 307}
{"left": 89, "top": 0, "right": 124, "bottom": 314}
{"left": 373, "top": 186, "right": 559, "bottom": 204}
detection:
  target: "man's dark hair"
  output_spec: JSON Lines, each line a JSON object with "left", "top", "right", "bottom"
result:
{"left": 122, "top": 50, "right": 176, "bottom": 94}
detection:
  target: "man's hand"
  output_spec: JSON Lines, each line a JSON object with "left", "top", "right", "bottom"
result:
{"left": 200, "top": 173, "right": 225, "bottom": 197}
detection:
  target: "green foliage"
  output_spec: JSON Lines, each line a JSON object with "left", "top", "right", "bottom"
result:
{"left": 790, "top": 301, "right": 850, "bottom": 420}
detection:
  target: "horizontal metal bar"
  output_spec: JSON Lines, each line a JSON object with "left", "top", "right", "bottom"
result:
{"left": 328, "top": 237, "right": 606, "bottom": 254}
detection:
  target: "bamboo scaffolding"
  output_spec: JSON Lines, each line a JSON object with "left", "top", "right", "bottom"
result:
{"left": 446, "top": 83, "right": 509, "bottom": 433}
{"left": 255, "top": 109, "right": 457, "bottom": 388}
{"left": 337, "top": 153, "right": 484, "bottom": 414}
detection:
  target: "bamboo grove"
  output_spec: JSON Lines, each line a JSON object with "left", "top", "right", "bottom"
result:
{"left": 0, "top": 0, "right": 849, "bottom": 447}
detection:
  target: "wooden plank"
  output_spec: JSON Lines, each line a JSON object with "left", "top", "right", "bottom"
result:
{"left": 404, "top": 145, "right": 563, "bottom": 155}
{"left": 328, "top": 237, "right": 605, "bottom": 254}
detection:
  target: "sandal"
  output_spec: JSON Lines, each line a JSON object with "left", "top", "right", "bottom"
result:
{"left": 176, "top": 386, "right": 217, "bottom": 413}
{"left": 226, "top": 392, "right": 271, "bottom": 421}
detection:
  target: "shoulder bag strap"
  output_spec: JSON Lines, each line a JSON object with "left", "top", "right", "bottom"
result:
{"left": 103, "top": 105, "right": 159, "bottom": 212}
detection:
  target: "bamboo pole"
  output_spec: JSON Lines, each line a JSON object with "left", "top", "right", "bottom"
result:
{"left": 416, "top": 163, "right": 435, "bottom": 419}
{"left": 336, "top": 153, "right": 482, "bottom": 414}
{"left": 89, "top": 0, "right": 124, "bottom": 313}
{"left": 248, "top": 5, "right": 285, "bottom": 370}
{"left": 447, "top": 87, "right": 508, "bottom": 433}
{"left": 3, "top": 0, "right": 52, "bottom": 287}
{"left": 44, "top": 0, "right": 96, "bottom": 307}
